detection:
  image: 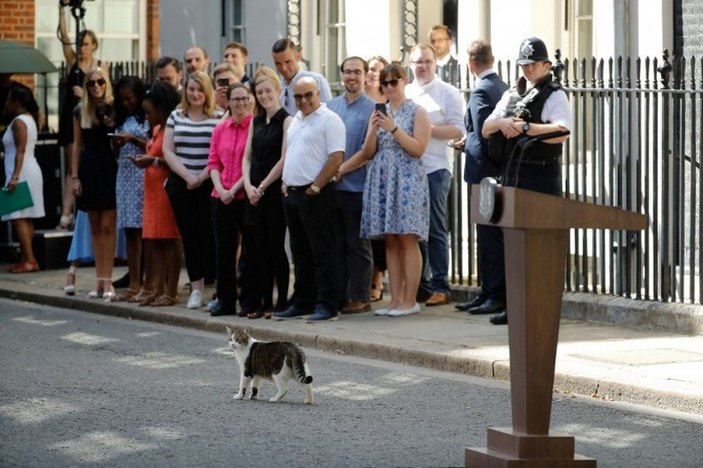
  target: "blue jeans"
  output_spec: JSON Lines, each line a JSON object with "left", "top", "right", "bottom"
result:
{"left": 419, "top": 169, "right": 452, "bottom": 294}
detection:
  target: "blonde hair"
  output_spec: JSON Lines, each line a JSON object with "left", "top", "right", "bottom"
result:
{"left": 179, "top": 70, "right": 217, "bottom": 117}
{"left": 213, "top": 62, "right": 245, "bottom": 82}
{"left": 251, "top": 66, "right": 282, "bottom": 116}
{"left": 80, "top": 67, "right": 113, "bottom": 129}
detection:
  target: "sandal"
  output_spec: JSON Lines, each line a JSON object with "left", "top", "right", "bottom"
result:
{"left": 149, "top": 295, "right": 178, "bottom": 307}
{"left": 64, "top": 266, "right": 77, "bottom": 295}
{"left": 87, "top": 289, "right": 104, "bottom": 299}
{"left": 116, "top": 288, "right": 139, "bottom": 302}
{"left": 7, "top": 261, "right": 39, "bottom": 274}
{"left": 101, "top": 278, "right": 117, "bottom": 302}
{"left": 127, "top": 289, "right": 152, "bottom": 303}
{"left": 56, "top": 213, "right": 74, "bottom": 230}
{"left": 139, "top": 293, "right": 158, "bottom": 306}
{"left": 370, "top": 285, "right": 384, "bottom": 302}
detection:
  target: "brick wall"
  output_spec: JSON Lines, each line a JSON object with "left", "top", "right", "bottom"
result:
{"left": 0, "top": 0, "right": 36, "bottom": 88}
{"left": 679, "top": 0, "right": 703, "bottom": 57}
{"left": 147, "top": 0, "right": 159, "bottom": 61}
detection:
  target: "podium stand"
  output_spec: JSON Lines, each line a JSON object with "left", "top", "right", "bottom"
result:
{"left": 465, "top": 182, "right": 647, "bottom": 467}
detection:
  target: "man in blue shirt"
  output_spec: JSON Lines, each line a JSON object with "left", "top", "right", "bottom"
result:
{"left": 327, "top": 57, "right": 376, "bottom": 314}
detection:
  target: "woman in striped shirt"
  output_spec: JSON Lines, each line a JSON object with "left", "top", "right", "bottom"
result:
{"left": 163, "top": 70, "right": 223, "bottom": 309}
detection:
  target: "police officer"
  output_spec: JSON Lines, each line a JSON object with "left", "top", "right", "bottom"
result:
{"left": 481, "top": 36, "right": 571, "bottom": 325}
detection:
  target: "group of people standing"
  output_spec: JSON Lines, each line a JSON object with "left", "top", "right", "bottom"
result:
{"left": 3, "top": 7, "right": 571, "bottom": 327}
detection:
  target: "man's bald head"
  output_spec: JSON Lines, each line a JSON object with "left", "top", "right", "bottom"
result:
{"left": 292, "top": 76, "right": 320, "bottom": 116}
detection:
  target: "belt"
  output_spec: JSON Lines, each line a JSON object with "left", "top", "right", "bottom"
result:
{"left": 286, "top": 183, "right": 312, "bottom": 192}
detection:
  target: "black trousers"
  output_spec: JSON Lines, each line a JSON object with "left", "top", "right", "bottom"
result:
{"left": 249, "top": 186, "right": 289, "bottom": 310}
{"left": 283, "top": 188, "right": 341, "bottom": 313}
{"left": 211, "top": 198, "right": 245, "bottom": 310}
{"left": 165, "top": 176, "right": 216, "bottom": 284}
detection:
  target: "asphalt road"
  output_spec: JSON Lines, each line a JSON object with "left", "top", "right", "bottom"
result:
{"left": 1, "top": 298, "right": 702, "bottom": 467}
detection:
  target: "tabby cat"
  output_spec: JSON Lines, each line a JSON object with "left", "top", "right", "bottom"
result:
{"left": 226, "top": 327, "right": 314, "bottom": 404}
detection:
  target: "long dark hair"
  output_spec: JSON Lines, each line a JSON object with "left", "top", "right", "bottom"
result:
{"left": 113, "top": 75, "right": 146, "bottom": 126}
{"left": 8, "top": 86, "right": 39, "bottom": 125}
{"left": 144, "top": 81, "right": 181, "bottom": 128}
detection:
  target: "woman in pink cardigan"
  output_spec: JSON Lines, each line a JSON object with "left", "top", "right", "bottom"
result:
{"left": 207, "top": 82, "right": 254, "bottom": 317}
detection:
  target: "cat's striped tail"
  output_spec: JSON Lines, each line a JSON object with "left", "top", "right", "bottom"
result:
{"left": 292, "top": 348, "right": 313, "bottom": 384}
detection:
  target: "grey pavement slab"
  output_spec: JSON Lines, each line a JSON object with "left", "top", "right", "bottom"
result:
{"left": 0, "top": 263, "right": 701, "bottom": 416}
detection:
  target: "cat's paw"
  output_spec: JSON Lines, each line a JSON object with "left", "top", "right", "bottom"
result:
{"left": 304, "top": 397, "right": 314, "bottom": 405}
{"left": 233, "top": 393, "right": 244, "bottom": 400}
{"left": 268, "top": 396, "right": 281, "bottom": 402}
{"left": 248, "top": 394, "right": 258, "bottom": 400}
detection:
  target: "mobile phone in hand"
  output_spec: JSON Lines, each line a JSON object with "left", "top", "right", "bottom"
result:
{"left": 375, "top": 103, "right": 386, "bottom": 115}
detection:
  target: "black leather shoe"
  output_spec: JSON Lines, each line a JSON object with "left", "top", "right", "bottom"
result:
{"left": 112, "top": 273, "right": 130, "bottom": 289}
{"left": 489, "top": 310, "right": 508, "bottom": 325}
{"left": 416, "top": 287, "right": 433, "bottom": 303}
{"left": 468, "top": 298, "right": 505, "bottom": 315}
{"left": 455, "top": 295, "right": 487, "bottom": 311}
{"left": 210, "top": 302, "right": 237, "bottom": 317}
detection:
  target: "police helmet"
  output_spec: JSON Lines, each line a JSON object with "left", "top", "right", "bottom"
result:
{"left": 516, "top": 37, "right": 551, "bottom": 65}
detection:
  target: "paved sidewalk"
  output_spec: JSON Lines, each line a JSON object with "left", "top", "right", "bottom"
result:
{"left": 1, "top": 264, "right": 702, "bottom": 415}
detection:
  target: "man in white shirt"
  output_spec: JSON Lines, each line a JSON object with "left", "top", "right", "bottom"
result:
{"left": 271, "top": 38, "right": 333, "bottom": 116}
{"left": 274, "top": 77, "right": 346, "bottom": 322}
{"left": 405, "top": 43, "right": 465, "bottom": 307}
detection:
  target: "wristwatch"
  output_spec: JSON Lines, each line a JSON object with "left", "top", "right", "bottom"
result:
{"left": 522, "top": 122, "right": 530, "bottom": 134}
{"left": 310, "top": 184, "right": 321, "bottom": 194}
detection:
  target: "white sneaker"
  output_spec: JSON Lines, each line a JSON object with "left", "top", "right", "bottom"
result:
{"left": 187, "top": 290, "right": 203, "bottom": 309}
{"left": 374, "top": 308, "right": 390, "bottom": 316}
{"left": 388, "top": 303, "right": 421, "bottom": 317}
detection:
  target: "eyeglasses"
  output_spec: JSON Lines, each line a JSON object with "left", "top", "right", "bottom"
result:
{"left": 87, "top": 79, "right": 106, "bottom": 87}
{"left": 410, "top": 59, "right": 435, "bottom": 67}
{"left": 293, "top": 91, "right": 316, "bottom": 101}
{"left": 342, "top": 69, "right": 364, "bottom": 76}
{"left": 229, "top": 96, "right": 249, "bottom": 103}
{"left": 380, "top": 79, "right": 399, "bottom": 88}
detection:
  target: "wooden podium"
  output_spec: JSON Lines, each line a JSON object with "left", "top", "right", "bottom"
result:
{"left": 465, "top": 181, "right": 647, "bottom": 467}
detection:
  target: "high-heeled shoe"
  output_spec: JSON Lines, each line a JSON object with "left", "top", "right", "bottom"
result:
{"left": 64, "top": 265, "right": 77, "bottom": 296}
{"left": 100, "top": 277, "right": 117, "bottom": 302}
{"left": 370, "top": 285, "right": 384, "bottom": 302}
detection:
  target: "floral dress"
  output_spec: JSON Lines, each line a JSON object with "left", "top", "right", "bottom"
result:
{"left": 115, "top": 115, "right": 149, "bottom": 228}
{"left": 361, "top": 100, "right": 429, "bottom": 241}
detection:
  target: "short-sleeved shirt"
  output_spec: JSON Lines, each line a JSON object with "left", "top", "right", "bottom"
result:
{"left": 280, "top": 69, "right": 333, "bottom": 116}
{"left": 486, "top": 82, "right": 572, "bottom": 130}
{"left": 166, "top": 109, "right": 223, "bottom": 175}
{"left": 327, "top": 93, "right": 375, "bottom": 192}
{"left": 405, "top": 77, "right": 465, "bottom": 174}
{"left": 282, "top": 104, "right": 346, "bottom": 187}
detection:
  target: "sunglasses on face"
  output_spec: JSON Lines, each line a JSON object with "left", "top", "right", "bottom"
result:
{"left": 87, "top": 79, "right": 106, "bottom": 88}
{"left": 380, "top": 79, "right": 400, "bottom": 88}
{"left": 293, "top": 91, "right": 316, "bottom": 101}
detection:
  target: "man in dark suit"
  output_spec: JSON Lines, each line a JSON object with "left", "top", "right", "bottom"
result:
{"left": 454, "top": 40, "right": 509, "bottom": 319}
{"left": 429, "top": 25, "right": 459, "bottom": 84}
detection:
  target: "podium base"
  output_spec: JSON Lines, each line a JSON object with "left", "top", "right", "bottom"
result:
{"left": 466, "top": 427, "right": 596, "bottom": 467}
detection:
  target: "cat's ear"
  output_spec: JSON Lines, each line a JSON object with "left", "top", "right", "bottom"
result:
{"left": 226, "top": 326, "right": 233, "bottom": 335}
